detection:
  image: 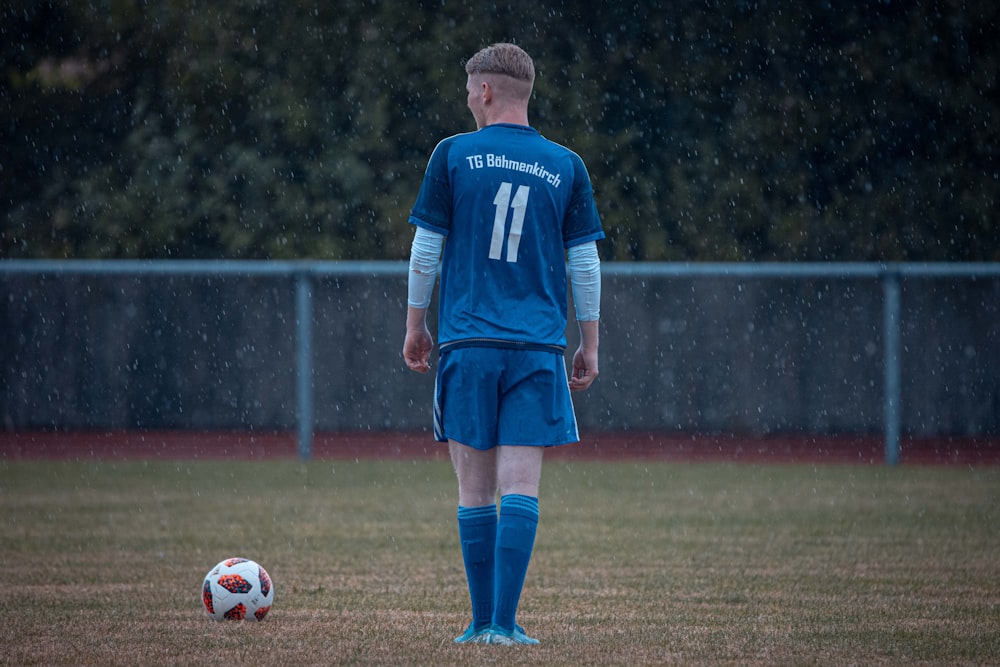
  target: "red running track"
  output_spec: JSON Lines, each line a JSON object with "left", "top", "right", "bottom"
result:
{"left": 1, "top": 431, "right": 998, "bottom": 466}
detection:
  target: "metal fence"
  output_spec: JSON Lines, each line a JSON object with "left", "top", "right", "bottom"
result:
{"left": 3, "top": 260, "right": 999, "bottom": 464}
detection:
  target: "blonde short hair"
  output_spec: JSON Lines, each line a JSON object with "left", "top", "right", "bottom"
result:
{"left": 464, "top": 43, "right": 535, "bottom": 85}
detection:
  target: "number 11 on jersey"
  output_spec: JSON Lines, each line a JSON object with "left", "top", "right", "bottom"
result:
{"left": 489, "top": 182, "right": 530, "bottom": 263}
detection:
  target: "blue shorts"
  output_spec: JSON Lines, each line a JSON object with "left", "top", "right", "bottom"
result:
{"left": 433, "top": 346, "right": 579, "bottom": 450}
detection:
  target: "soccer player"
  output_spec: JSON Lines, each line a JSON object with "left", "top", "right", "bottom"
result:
{"left": 402, "top": 42, "right": 604, "bottom": 646}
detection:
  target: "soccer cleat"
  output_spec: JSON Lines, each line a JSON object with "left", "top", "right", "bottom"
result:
{"left": 483, "top": 624, "right": 540, "bottom": 646}
{"left": 453, "top": 623, "right": 491, "bottom": 644}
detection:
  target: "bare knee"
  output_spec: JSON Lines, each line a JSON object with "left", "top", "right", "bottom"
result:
{"left": 497, "top": 446, "right": 544, "bottom": 497}
{"left": 450, "top": 441, "right": 498, "bottom": 506}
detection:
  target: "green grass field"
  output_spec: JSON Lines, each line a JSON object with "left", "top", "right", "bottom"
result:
{"left": 1, "top": 458, "right": 998, "bottom": 665}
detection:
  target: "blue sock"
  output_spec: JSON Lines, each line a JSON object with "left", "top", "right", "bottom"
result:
{"left": 493, "top": 494, "right": 539, "bottom": 632}
{"left": 457, "top": 504, "right": 497, "bottom": 629}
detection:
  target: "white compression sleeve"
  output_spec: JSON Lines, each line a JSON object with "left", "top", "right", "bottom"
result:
{"left": 407, "top": 227, "right": 444, "bottom": 308}
{"left": 568, "top": 241, "right": 601, "bottom": 321}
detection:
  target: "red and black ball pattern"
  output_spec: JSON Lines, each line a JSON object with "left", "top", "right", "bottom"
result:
{"left": 217, "top": 574, "right": 253, "bottom": 595}
{"left": 259, "top": 568, "right": 272, "bottom": 597}
{"left": 202, "top": 579, "right": 215, "bottom": 615}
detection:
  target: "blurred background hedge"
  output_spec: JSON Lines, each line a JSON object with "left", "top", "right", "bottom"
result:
{"left": 2, "top": 0, "right": 997, "bottom": 261}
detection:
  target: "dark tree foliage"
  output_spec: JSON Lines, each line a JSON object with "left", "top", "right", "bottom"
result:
{"left": 2, "top": 0, "right": 997, "bottom": 261}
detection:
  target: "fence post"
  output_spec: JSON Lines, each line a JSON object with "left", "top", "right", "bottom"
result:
{"left": 881, "top": 271, "right": 902, "bottom": 466}
{"left": 295, "top": 272, "right": 314, "bottom": 461}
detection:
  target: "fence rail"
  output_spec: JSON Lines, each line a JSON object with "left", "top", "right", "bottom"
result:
{"left": 4, "top": 260, "right": 1000, "bottom": 464}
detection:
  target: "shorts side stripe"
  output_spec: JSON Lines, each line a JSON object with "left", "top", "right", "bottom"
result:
{"left": 433, "top": 375, "right": 445, "bottom": 442}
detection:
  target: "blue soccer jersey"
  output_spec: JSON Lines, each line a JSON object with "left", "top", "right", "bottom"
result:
{"left": 409, "top": 123, "right": 605, "bottom": 351}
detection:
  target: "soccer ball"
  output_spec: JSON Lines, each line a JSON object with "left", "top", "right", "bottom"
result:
{"left": 201, "top": 557, "right": 274, "bottom": 621}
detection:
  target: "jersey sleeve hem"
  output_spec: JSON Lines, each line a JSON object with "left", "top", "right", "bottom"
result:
{"left": 408, "top": 215, "right": 450, "bottom": 237}
{"left": 564, "top": 230, "right": 606, "bottom": 249}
